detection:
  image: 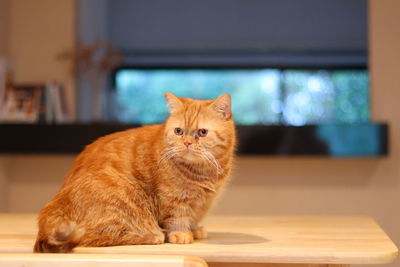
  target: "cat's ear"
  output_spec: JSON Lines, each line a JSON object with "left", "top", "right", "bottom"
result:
{"left": 211, "top": 94, "right": 232, "bottom": 119}
{"left": 164, "top": 92, "right": 183, "bottom": 113}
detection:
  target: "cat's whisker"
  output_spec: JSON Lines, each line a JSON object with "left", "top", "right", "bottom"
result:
{"left": 203, "top": 156, "right": 218, "bottom": 175}
{"left": 158, "top": 147, "right": 180, "bottom": 165}
{"left": 201, "top": 151, "right": 223, "bottom": 175}
{"left": 207, "top": 153, "right": 223, "bottom": 175}
{"left": 159, "top": 150, "right": 177, "bottom": 163}
{"left": 184, "top": 148, "right": 212, "bottom": 168}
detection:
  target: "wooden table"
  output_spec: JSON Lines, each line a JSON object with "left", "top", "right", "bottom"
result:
{"left": 0, "top": 214, "right": 397, "bottom": 267}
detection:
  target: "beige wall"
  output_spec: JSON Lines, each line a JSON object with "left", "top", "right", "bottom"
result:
{"left": 0, "top": 0, "right": 10, "bottom": 210}
{"left": 0, "top": 0, "right": 399, "bottom": 266}
{"left": 7, "top": 0, "right": 76, "bottom": 118}
{"left": 0, "top": 0, "right": 10, "bottom": 57}
{"left": 6, "top": 155, "right": 73, "bottom": 212}
{"left": 0, "top": 157, "right": 9, "bottom": 211}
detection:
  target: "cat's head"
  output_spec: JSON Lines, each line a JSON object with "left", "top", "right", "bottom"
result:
{"left": 162, "top": 93, "right": 235, "bottom": 169}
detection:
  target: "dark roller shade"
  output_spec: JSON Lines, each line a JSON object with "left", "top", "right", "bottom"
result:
{"left": 107, "top": 0, "right": 367, "bottom": 66}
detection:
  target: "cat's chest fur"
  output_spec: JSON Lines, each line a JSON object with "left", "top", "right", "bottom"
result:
{"left": 172, "top": 159, "right": 218, "bottom": 183}
{"left": 157, "top": 161, "right": 219, "bottom": 201}
{"left": 155, "top": 161, "right": 222, "bottom": 223}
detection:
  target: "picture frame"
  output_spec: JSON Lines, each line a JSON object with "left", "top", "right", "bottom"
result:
{"left": 1, "top": 84, "right": 44, "bottom": 123}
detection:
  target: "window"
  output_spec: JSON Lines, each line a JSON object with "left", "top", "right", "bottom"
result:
{"left": 113, "top": 68, "right": 369, "bottom": 126}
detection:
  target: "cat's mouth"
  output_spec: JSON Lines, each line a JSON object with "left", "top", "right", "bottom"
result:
{"left": 181, "top": 148, "right": 196, "bottom": 158}
{"left": 179, "top": 148, "right": 203, "bottom": 161}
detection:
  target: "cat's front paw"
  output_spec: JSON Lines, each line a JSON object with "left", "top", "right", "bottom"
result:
{"left": 167, "top": 230, "right": 194, "bottom": 244}
{"left": 142, "top": 232, "right": 165, "bottom": 244}
{"left": 192, "top": 226, "right": 207, "bottom": 240}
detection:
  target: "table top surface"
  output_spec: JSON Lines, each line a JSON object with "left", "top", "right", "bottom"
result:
{"left": 0, "top": 214, "right": 397, "bottom": 265}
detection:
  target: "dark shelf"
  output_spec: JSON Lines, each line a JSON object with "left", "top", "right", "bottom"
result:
{"left": 0, "top": 123, "right": 388, "bottom": 157}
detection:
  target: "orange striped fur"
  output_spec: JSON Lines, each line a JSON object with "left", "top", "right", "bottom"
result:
{"left": 34, "top": 93, "right": 236, "bottom": 253}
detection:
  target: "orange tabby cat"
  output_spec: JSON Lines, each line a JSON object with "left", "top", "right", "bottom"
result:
{"left": 34, "top": 93, "right": 236, "bottom": 253}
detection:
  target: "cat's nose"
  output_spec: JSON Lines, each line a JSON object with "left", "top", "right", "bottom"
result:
{"left": 184, "top": 142, "right": 192, "bottom": 148}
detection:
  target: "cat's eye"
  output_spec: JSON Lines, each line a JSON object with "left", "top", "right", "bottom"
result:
{"left": 198, "top": 128, "right": 208, "bottom": 137}
{"left": 174, "top": 127, "right": 184, "bottom": 136}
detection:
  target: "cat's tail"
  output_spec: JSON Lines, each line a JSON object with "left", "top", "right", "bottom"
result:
{"left": 34, "top": 220, "right": 84, "bottom": 253}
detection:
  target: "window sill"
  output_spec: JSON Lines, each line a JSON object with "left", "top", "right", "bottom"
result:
{"left": 0, "top": 123, "right": 388, "bottom": 157}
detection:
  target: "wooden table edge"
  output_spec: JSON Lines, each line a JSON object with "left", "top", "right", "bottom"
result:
{"left": 0, "top": 253, "right": 208, "bottom": 267}
{"left": 71, "top": 248, "right": 399, "bottom": 265}
{"left": 3, "top": 243, "right": 396, "bottom": 265}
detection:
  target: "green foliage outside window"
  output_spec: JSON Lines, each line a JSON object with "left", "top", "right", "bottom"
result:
{"left": 114, "top": 69, "right": 369, "bottom": 126}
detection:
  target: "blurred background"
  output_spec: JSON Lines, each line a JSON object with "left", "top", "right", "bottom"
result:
{"left": 0, "top": 1, "right": 399, "bottom": 266}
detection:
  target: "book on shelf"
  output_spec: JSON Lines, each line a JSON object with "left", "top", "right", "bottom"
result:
{"left": 42, "top": 81, "right": 70, "bottom": 124}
